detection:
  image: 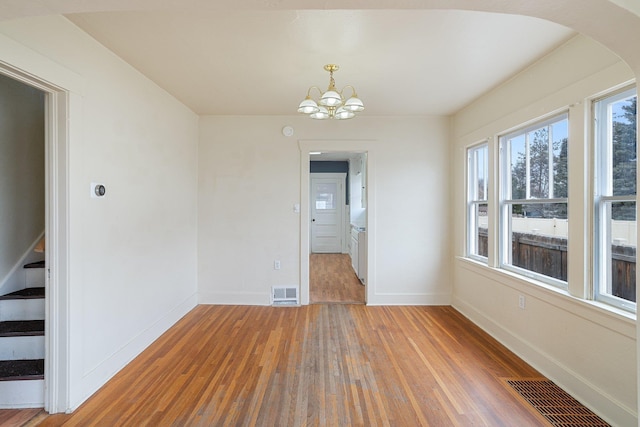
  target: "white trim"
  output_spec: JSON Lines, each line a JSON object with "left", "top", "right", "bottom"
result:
{"left": 198, "top": 291, "right": 270, "bottom": 306}
{"left": 0, "top": 34, "right": 84, "bottom": 95}
{"left": 299, "top": 140, "right": 376, "bottom": 306}
{"left": 366, "top": 293, "right": 451, "bottom": 306}
{"left": 0, "top": 49, "right": 76, "bottom": 413}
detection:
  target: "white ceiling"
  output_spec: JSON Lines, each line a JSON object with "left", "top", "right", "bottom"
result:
{"left": 65, "top": 9, "right": 574, "bottom": 116}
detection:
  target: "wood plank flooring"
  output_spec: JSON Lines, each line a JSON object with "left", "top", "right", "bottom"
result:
{"left": 33, "top": 304, "right": 550, "bottom": 426}
{"left": 0, "top": 408, "right": 46, "bottom": 427}
{"left": 310, "top": 253, "right": 365, "bottom": 304}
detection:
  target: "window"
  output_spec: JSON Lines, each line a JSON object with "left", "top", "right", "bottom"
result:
{"left": 594, "top": 87, "right": 637, "bottom": 311}
{"left": 467, "top": 143, "right": 489, "bottom": 260}
{"left": 500, "top": 114, "right": 569, "bottom": 286}
{"left": 315, "top": 183, "right": 337, "bottom": 210}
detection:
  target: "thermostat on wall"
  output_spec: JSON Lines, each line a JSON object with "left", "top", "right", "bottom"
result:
{"left": 91, "top": 182, "right": 106, "bottom": 198}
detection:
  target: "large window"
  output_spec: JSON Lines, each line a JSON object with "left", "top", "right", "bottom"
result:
{"left": 463, "top": 85, "right": 637, "bottom": 315}
{"left": 500, "top": 114, "right": 569, "bottom": 286}
{"left": 467, "top": 143, "right": 488, "bottom": 260}
{"left": 594, "top": 87, "right": 637, "bottom": 311}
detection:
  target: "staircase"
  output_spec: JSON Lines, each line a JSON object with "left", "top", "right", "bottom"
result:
{"left": 0, "top": 261, "right": 45, "bottom": 408}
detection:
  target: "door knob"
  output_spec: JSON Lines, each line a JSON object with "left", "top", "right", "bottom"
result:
{"left": 312, "top": 219, "right": 316, "bottom": 222}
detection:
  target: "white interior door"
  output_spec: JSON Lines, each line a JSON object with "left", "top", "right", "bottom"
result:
{"left": 311, "top": 174, "right": 345, "bottom": 253}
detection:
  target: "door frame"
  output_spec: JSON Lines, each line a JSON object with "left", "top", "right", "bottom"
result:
{"left": 299, "top": 140, "right": 376, "bottom": 306}
{"left": 310, "top": 172, "right": 347, "bottom": 254}
{"left": 0, "top": 36, "right": 79, "bottom": 412}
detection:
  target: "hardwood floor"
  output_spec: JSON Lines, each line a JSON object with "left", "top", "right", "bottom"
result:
{"left": 29, "top": 304, "right": 551, "bottom": 426}
{"left": 0, "top": 408, "right": 46, "bottom": 427}
{"left": 310, "top": 253, "right": 365, "bottom": 304}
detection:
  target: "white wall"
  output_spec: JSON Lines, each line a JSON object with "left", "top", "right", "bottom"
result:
{"left": 451, "top": 34, "right": 637, "bottom": 426}
{"left": 0, "top": 74, "right": 44, "bottom": 294}
{"left": 0, "top": 16, "right": 199, "bottom": 410}
{"left": 198, "top": 116, "right": 451, "bottom": 305}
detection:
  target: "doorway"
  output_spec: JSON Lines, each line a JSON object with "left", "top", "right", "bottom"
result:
{"left": 0, "top": 73, "right": 46, "bottom": 408}
{"left": 308, "top": 156, "right": 366, "bottom": 304}
{"left": 299, "top": 141, "right": 375, "bottom": 306}
{"left": 0, "top": 60, "right": 71, "bottom": 413}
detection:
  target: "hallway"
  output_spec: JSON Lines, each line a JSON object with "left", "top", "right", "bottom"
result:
{"left": 309, "top": 253, "right": 365, "bottom": 304}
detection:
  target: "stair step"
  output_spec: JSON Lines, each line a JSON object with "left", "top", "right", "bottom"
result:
{"left": 0, "top": 320, "right": 44, "bottom": 337}
{"left": 0, "top": 288, "right": 45, "bottom": 300}
{"left": 0, "top": 335, "right": 44, "bottom": 360}
{"left": 0, "top": 360, "right": 44, "bottom": 381}
{"left": 0, "top": 378, "right": 44, "bottom": 408}
{"left": 23, "top": 261, "right": 45, "bottom": 269}
{"left": 27, "top": 268, "right": 46, "bottom": 288}
{"left": 0, "top": 298, "right": 45, "bottom": 322}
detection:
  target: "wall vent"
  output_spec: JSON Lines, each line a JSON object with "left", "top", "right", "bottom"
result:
{"left": 271, "top": 286, "right": 299, "bottom": 306}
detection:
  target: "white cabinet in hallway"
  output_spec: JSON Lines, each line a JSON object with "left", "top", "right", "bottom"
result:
{"left": 350, "top": 225, "right": 366, "bottom": 284}
{"left": 350, "top": 226, "right": 359, "bottom": 274}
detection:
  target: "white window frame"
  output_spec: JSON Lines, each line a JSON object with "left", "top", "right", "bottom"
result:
{"left": 593, "top": 86, "right": 637, "bottom": 312}
{"left": 467, "top": 142, "right": 489, "bottom": 262}
{"left": 499, "top": 113, "right": 569, "bottom": 288}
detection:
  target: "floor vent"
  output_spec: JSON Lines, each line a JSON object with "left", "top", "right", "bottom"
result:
{"left": 505, "top": 379, "right": 610, "bottom": 426}
{"left": 271, "top": 286, "right": 299, "bottom": 306}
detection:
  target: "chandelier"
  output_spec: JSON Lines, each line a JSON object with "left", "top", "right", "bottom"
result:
{"left": 297, "top": 64, "right": 364, "bottom": 120}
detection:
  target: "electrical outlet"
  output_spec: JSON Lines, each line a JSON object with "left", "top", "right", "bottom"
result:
{"left": 518, "top": 295, "right": 526, "bottom": 309}
{"left": 274, "top": 260, "right": 281, "bottom": 270}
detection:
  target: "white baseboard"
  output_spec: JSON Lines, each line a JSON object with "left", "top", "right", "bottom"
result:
{"left": 71, "top": 292, "right": 198, "bottom": 411}
{"left": 366, "top": 292, "right": 451, "bottom": 306}
{"left": 452, "top": 296, "right": 637, "bottom": 427}
{"left": 198, "top": 291, "right": 270, "bottom": 306}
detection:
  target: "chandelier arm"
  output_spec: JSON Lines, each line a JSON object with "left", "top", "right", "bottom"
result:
{"left": 306, "top": 86, "right": 324, "bottom": 99}
{"left": 339, "top": 85, "right": 358, "bottom": 98}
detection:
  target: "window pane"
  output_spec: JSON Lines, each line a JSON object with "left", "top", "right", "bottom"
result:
{"left": 476, "top": 148, "right": 487, "bottom": 200}
{"left": 527, "top": 127, "right": 550, "bottom": 199}
{"left": 552, "top": 121, "right": 569, "bottom": 198}
{"left": 506, "top": 116, "right": 568, "bottom": 201}
{"left": 611, "top": 96, "right": 637, "bottom": 196}
{"left": 509, "top": 135, "right": 526, "bottom": 199}
{"left": 595, "top": 88, "right": 637, "bottom": 311}
{"left": 506, "top": 203, "right": 568, "bottom": 282}
{"left": 468, "top": 144, "right": 489, "bottom": 260}
{"left": 315, "top": 183, "right": 336, "bottom": 210}
{"left": 471, "top": 203, "right": 488, "bottom": 258}
{"left": 602, "top": 201, "right": 636, "bottom": 304}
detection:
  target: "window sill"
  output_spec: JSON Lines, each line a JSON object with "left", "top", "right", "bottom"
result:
{"left": 455, "top": 256, "right": 636, "bottom": 339}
